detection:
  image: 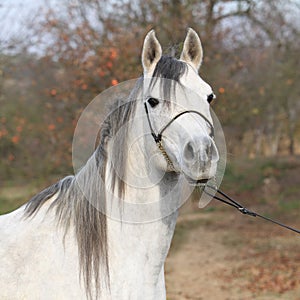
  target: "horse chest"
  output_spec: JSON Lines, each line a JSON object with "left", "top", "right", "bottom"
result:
{"left": 106, "top": 216, "right": 176, "bottom": 298}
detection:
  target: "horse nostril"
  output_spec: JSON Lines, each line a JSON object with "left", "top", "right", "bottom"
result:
{"left": 184, "top": 142, "right": 195, "bottom": 161}
{"left": 184, "top": 138, "right": 215, "bottom": 164}
{"left": 206, "top": 142, "right": 212, "bottom": 159}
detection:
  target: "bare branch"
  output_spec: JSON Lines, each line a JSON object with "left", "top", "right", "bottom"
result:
{"left": 214, "top": 8, "right": 250, "bottom": 23}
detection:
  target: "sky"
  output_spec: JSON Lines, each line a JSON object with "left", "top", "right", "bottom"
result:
{"left": 0, "top": 0, "right": 63, "bottom": 46}
{"left": 0, "top": 0, "right": 40, "bottom": 42}
{"left": 1, "top": 0, "right": 299, "bottom": 52}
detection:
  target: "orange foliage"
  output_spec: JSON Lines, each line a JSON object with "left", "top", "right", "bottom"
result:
{"left": 109, "top": 48, "right": 118, "bottom": 60}
{"left": 74, "top": 79, "right": 82, "bottom": 87}
{"left": 57, "top": 117, "right": 63, "bottom": 123}
{"left": 98, "top": 70, "right": 105, "bottom": 77}
{"left": 0, "top": 129, "right": 8, "bottom": 138}
{"left": 106, "top": 61, "right": 113, "bottom": 69}
{"left": 11, "top": 135, "right": 20, "bottom": 144}
{"left": 48, "top": 124, "right": 56, "bottom": 131}
{"left": 219, "top": 87, "right": 225, "bottom": 94}
{"left": 81, "top": 83, "right": 88, "bottom": 90}
{"left": 8, "top": 154, "right": 15, "bottom": 161}
{"left": 50, "top": 89, "right": 57, "bottom": 96}
{"left": 111, "top": 79, "right": 118, "bottom": 86}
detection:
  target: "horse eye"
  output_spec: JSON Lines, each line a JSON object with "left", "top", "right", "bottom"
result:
{"left": 148, "top": 97, "right": 159, "bottom": 108}
{"left": 207, "top": 93, "right": 215, "bottom": 104}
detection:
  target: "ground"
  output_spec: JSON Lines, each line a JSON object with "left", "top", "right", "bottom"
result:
{"left": 165, "top": 199, "right": 300, "bottom": 300}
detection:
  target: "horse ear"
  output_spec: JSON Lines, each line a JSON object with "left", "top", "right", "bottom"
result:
{"left": 180, "top": 28, "right": 203, "bottom": 71}
{"left": 142, "top": 30, "right": 162, "bottom": 73}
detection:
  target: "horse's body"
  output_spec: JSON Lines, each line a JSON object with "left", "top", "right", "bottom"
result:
{"left": 0, "top": 197, "right": 174, "bottom": 299}
{"left": 0, "top": 200, "right": 85, "bottom": 299}
{"left": 0, "top": 29, "right": 218, "bottom": 299}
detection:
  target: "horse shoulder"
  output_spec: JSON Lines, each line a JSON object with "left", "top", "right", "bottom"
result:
{"left": 0, "top": 200, "right": 85, "bottom": 299}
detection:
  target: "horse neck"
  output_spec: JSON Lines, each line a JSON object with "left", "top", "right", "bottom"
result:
{"left": 105, "top": 189, "right": 178, "bottom": 294}
{"left": 104, "top": 123, "right": 180, "bottom": 290}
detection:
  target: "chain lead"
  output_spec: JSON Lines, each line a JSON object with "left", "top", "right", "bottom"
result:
{"left": 156, "top": 141, "right": 176, "bottom": 171}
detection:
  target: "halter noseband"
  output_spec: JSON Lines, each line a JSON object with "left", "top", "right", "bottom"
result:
{"left": 144, "top": 102, "right": 214, "bottom": 171}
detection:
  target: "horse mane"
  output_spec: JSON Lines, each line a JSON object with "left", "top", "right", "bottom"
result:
{"left": 24, "top": 92, "right": 140, "bottom": 299}
{"left": 24, "top": 55, "right": 187, "bottom": 299}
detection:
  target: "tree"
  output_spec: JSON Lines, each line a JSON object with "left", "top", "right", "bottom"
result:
{"left": 1, "top": 0, "right": 300, "bottom": 183}
{"left": 13, "top": 0, "right": 300, "bottom": 157}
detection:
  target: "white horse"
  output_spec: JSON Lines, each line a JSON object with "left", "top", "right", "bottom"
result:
{"left": 0, "top": 28, "right": 219, "bottom": 299}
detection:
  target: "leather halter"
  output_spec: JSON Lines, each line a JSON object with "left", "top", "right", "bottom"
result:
{"left": 144, "top": 102, "right": 214, "bottom": 171}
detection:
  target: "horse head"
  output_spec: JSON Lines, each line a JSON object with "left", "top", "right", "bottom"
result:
{"left": 141, "top": 28, "right": 219, "bottom": 185}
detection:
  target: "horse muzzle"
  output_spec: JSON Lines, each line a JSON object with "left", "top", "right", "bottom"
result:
{"left": 181, "top": 136, "right": 219, "bottom": 183}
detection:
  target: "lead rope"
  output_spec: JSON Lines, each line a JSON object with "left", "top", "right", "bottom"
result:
{"left": 205, "top": 185, "right": 300, "bottom": 235}
{"left": 144, "top": 103, "right": 300, "bottom": 234}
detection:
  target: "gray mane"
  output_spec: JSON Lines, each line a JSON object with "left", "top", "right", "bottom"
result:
{"left": 24, "top": 78, "right": 141, "bottom": 299}
{"left": 24, "top": 55, "right": 186, "bottom": 299}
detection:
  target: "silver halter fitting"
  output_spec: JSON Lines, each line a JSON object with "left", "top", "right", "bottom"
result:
{"left": 144, "top": 102, "right": 214, "bottom": 171}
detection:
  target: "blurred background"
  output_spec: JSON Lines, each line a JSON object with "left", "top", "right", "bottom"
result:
{"left": 0, "top": 1, "right": 300, "bottom": 298}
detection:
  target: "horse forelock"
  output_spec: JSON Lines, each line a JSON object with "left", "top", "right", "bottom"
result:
{"left": 149, "top": 55, "right": 188, "bottom": 103}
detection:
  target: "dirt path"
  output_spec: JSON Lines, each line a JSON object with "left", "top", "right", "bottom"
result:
{"left": 165, "top": 204, "right": 300, "bottom": 300}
